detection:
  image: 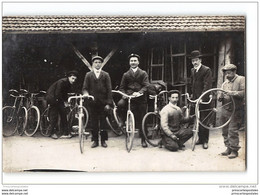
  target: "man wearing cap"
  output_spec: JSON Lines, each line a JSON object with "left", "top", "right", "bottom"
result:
{"left": 118, "top": 53, "right": 150, "bottom": 147}
{"left": 160, "top": 90, "right": 194, "bottom": 151}
{"left": 190, "top": 50, "right": 213, "bottom": 149}
{"left": 219, "top": 64, "right": 245, "bottom": 159}
{"left": 82, "top": 56, "right": 113, "bottom": 148}
{"left": 45, "top": 70, "right": 78, "bottom": 139}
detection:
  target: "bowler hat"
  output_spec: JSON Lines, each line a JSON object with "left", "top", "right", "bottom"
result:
{"left": 222, "top": 64, "right": 237, "bottom": 71}
{"left": 128, "top": 53, "right": 140, "bottom": 60}
{"left": 189, "top": 50, "right": 202, "bottom": 59}
{"left": 92, "top": 56, "right": 104, "bottom": 62}
{"left": 67, "top": 70, "right": 78, "bottom": 77}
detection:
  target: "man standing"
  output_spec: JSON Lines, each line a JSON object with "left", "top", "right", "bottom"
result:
{"left": 82, "top": 56, "right": 112, "bottom": 148}
{"left": 219, "top": 64, "right": 245, "bottom": 159}
{"left": 190, "top": 50, "right": 212, "bottom": 149}
{"left": 118, "top": 53, "right": 150, "bottom": 147}
{"left": 160, "top": 90, "right": 193, "bottom": 151}
{"left": 45, "top": 70, "right": 78, "bottom": 139}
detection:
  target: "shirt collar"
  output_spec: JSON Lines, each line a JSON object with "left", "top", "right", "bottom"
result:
{"left": 194, "top": 64, "right": 202, "bottom": 72}
{"left": 168, "top": 102, "right": 179, "bottom": 110}
{"left": 131, "top": 67, "right": 139, "bottom": 73}
{"left": 93, "top": 68, "right": 101, "bottom": 74}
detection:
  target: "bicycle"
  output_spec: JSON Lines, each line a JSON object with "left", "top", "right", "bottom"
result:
{"left": 24, "top": 90, "right": 41, "bottom": 137}
{"left": 2, "top": 89, "right": 28, "bottom": 137}
{"left": 68, "top": 94, "right": 94, "bottom": 154}
{"left": 105, "top": 91, "right": 125, "bottom": 136}
{"left": 141, "top": 90, "right": 168, "bottom": 147}
{"left": 183, "top": 88, "right": 235, "bottom": 151}
{"left": 112, "top": 90, "right": 143, "bottom": 153}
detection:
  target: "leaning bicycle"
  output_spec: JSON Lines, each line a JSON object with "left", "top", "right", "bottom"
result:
{"left": 142, "top": 90, "right": 168, "bottom": 147}
{"left": 2, "top": 89, "right": 28, "bottom": 137}
{"left": 68, "top": 94, "right": 94, "bottom": 154}
{"left": 112, "top": 90, "right": 143, "bottom": 153}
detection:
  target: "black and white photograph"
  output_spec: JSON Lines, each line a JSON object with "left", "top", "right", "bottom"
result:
{"left": 0, "top": 1, "right": 258, "bottom": 194}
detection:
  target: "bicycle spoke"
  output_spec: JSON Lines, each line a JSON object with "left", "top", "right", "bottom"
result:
{"left": 199, "top": 108, "right": 215, "bottom": 112}
{"left": 218, "top": 101, "right": 233, "bottom": 109}
{"left": 201, "top": 110, "right": 214, "bottom": 124}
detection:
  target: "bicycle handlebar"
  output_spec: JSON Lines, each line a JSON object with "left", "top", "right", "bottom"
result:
{"left": 149, "top": 90, "right": 168, "bottom": 99}
{"left": 112, "top": 90, "right": 143, "bottom": 99}
{"left": 68, "top": 94, "right": 95, "bottom": 103}
{"left": 181, "top": 93, "right": 213, "bottom": 104}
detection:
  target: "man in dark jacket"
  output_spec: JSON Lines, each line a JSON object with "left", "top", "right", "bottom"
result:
{"left": 190, "top": 50, "right": 212, "bottom": 149}
{"left": 117, "top": 53, "right": 150, "bottom": 147}
{"left": 82, "top": 56, "right": 112, "bottom": 148}
{"left": 45, "top": 70, "right": 78, "bottom": 139}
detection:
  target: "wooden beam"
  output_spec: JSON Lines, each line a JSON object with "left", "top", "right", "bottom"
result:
{"left": 71, "top": 44, "right": 92, "bottom": 71}
{"left": 102, "top": 48, "right": 118, "bottom": 68}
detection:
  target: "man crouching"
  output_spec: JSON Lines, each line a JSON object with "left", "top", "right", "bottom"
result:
{"left": 160, "top": 90, "right": 194, "bottom": 151}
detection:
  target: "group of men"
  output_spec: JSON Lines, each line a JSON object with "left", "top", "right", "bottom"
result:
{"left": 45, "top": 50, "right": 245, "bottom": 159}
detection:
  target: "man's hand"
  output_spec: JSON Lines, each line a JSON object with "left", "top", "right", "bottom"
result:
{"left": 83, "top": 92, "right": 89, "bottom": 97}
{"left": 170, "top": 134, "right": 178, "bottom": 141}
{"left": 225, "top": 90, "right": 237, "bottom": 96}
{"left": 132, "top": 92, "right": 142, "bottom": 97}
{"left": 64, "top": 101, "right": 70, "bottom": 108}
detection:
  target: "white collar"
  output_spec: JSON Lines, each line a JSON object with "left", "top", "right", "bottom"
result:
{"left": 131, "top": 67, "right": 138, "bottom": 73}
{"left": 169, "top": 102, "right": 179, "bottom": 110}
{"left": 94, "top": 68, "right": 101, "bottom": 73}
{"left": 194, "top": 64, "right": 202, "bottom": 72}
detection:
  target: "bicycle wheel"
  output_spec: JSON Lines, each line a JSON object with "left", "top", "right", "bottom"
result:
{"left": 68, "top": 106, "right": 88, "bottom": 136}
{"left": 16, "top": 107, "right": 28, "bottom": 136}
{"left": 79, "top": 113, "right": 85, "bottom": 154}
{"left": 2, "top": 106, "right": 17, "bottom": 137}
{"left": 106, "top": 107, "right": 123, "bottom": 136}
{"left": 142, "top": 112, "right": 162, "bottom": 147}
{"left": 191, "top": 119, "right": 199, "bottom": 151}
{"left": 125, "top": 111, "right": 135, "bottom": 152}
{"left": 40, "top": 107, "right": 51, "bottom": 137}
{"left": 25, "top": 106, "right": 40, "bottom": 136}
{"left": 196, "top": 88, "right": 235, "bottom": 130}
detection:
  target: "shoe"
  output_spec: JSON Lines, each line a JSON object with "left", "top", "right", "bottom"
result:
{"left": 60, "top": 134, "right": 72, "bottom": 139}
{"left": 221, "top": 148, "right": 232, "bottom": 156}
{"left": 158, "top": 140, "right": 163, "bottom": 148}
{"left": 91, "top": 141, "right": 99, "bottom": 148}
{"left": 228, "top": 151, "right": 238, "bottom": 159}
{"left": 203, "top": 142, "right": 208, "bottom": 149}
{"left": 101, "top": 141, "right": 108, "bottom": 148}
{"left": 141, "top": 140, "right": 148, "bottom": 148}
{"left": 196, "top": 140, "right": 203, "bottom": 145}
{"left": 51, "top": 134, "right": 58, "bottom": 139}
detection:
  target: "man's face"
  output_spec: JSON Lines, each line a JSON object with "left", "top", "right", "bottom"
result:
{"left": 129, "top": 57, "right": 139, "bottom": 68}
{"left": 169, "top": 93, "right": 179, "bottom": 105}
{"left": 191, "top": 57, "right": 201, "bottom": 69}
{"left": 68, "top": 75, "right": 77, "bottom": 85}
{"left": 92, "top": 59, "right": 103, "bottom": 70}
{"left": 224, "top": 70, "right": 236, "bottom": 80}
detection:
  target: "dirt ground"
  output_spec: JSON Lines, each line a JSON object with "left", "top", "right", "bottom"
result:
{"left": 2, "top": 128, "right": 246, "bottom": 173}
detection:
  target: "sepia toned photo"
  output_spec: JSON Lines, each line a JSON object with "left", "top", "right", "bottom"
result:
{"left": 2, "top": 15, "right": 246, "bottom": 173}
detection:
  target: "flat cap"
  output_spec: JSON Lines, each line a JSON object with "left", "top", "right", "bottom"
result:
{"left": 67, "top": 70, "right": 78, "bottom": 77}
{"left": 168, "top": 90, "right": 180, "bottom": 96}
{"left": 92, "top": 56, "right": 104, "bottom": 62}
{"left": 128, "top": 53, "right": 140, "bottom": 60}
{"left": 222, "top": 64, "right": 237, "bottom": 71}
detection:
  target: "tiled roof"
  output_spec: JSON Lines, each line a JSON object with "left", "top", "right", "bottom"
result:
{"left": 2, "top": 15, "right": 245, "bottom": 33}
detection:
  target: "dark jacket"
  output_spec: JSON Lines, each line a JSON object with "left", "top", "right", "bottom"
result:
{"left": 191, "top": 65, "right": 212, "bottom": 99}
{"left": 82, "top": 70, "right": 112, "bottom": 105}
{"left": 45, "top": 78, "right": 71, "bottom": 105}
{"left": 119, "top": 68, "right": 150, "bottom": 103}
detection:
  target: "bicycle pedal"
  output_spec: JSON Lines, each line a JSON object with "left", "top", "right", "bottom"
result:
{"left": 83, "top": 132, "right": 90, "bottom": 136}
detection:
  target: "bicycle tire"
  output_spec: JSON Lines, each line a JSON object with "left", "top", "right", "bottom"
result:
{"left": 16, "top": 107, "right": 28, "bottom": 136}
{"left": 142, "top": 112, "right": 162, "bottom": 147}
{"left": 196, "top": 88, "right": 236, "bottom": 130}
{"left": 40, "top": 107, "right": 51, "bottom": 137}
{"left": 68, "top": 106, "right": 88, "bottom": 135}
{"left": 125, "top": 111, "right": 135, "bottom": 153}
{"left": 106, "top": 107, "right": 123, "bottom": 136}
{"left": 191, "top": 117, "right": 199, "bottom": 151}
{"left": 79, "top": 112, "right": 85, "bottom": 154}
{"left": 25, "top": 106, "right": 40, "bottom": 136}
{"left": 2, "top": 106, "right": 17, "bottom": 137}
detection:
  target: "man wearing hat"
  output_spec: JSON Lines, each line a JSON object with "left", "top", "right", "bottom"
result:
{"left": 45, "top": 70, "right": 78, "bottom": 139}
{"left": 190, "top": 50, "right": 213, "bottom": 149}
{"left": 82, "top": 56, "right": 113, "bottom": 148}
{"left": 160, "top": 90, "right": 194, "bottom": 151}
{"left": 219, "top": 64, "right": 245, "bottom": 159}
{"left": 117, "top": 53, "right": 150, "bottom": 147}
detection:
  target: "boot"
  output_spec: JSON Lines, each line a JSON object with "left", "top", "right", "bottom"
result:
{"left": 91, "top": 141, "right": 99, "bottom": 148}
{"left": 228, "top": 151, "right": 238, "bottom": 159}
{"left": 221, "top": 148, "right": 231, "bottom": 156}
{"left": 141, "top": 138, "right": 148, "bottom": 148}
{"left": 101, "top": 140, "right": 108, "bottom": 148}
